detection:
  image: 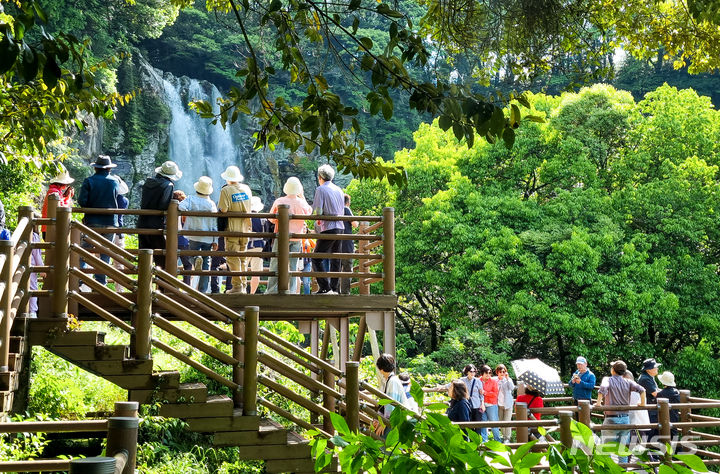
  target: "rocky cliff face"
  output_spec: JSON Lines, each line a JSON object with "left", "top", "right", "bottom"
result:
{"left": 75, "top": 54, "right": 349, "bottom": 212}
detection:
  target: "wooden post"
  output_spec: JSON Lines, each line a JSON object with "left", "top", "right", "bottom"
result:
{"left": 132, "top": 250, "right": 152, "bottom": 360}
{"left": 44, "top": 195, "right": 59, "bottom": 292}
{"left": 357, "top": 222, "right": 369, "bottom": 295}
{"left": 320, "top": 321, "right": 330, "bottom": 361}
{"left": 243, "top": 306, "right": 259, "bottom": 416}
{"left": 0, "top": 241, "right": 13, "bottom": 372}
{"left": 345, "top": 361, "right": 359, "bottom": 433}
{"left": 68, "top": 226, "right": 81, "bottom": 317}
{"left": 383, "top": 311, "right": 395, "bottom": 358}
{"left": 233, "top": 318, "right": 243, "bottom": 408}
{"left": 52, "top": 207, "right": 71, "bottom": 317}
{"left": 657, "top": 398, "right": 671, "bottom": 445}
{"left": 17, "top": 207, "right": 33, "bottom": 316}
{"left": 352, "top": 316, "right": 367, "bottom": 361}
{"left": 322, "top": 364, "right": 335, "bottom": 434}
{"left": 516, "top": 402, "right": 529, "bottom": 444}
{"left": 114, "top": 401, "right": 139, "bottom": 418}
{"left": 558, "top": 410, "right": 573, "bottom": 449}
{"left": 105, "top": 416, "right": 138, "bottom": 474}
{"left": 277, "top": 204, "right": 290, "bottom": 294}
{"left": 578, "top": 399, "right": 592, "bottom": 427}
{"left": 165, "top": 200, "right": 179, "bottom": 275}
{"left": 679, "top": 390, "right": 691, "bottom": 437}
{"left": 339, "top": 318, "right": 349, "bottom": 374}
{"left": 382, "top": 207, "right": 395, "bottom": 295}
{"left": 310, "top": 320, "right": 319, "bottom": 425}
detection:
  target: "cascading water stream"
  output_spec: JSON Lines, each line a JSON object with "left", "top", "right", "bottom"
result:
{"left": 161, "top": 77, "right": 242, "bottom": 200}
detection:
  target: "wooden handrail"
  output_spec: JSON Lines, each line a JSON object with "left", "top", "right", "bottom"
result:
{"left": 69, "top": 269, "right": 135, "bottom": 310}
{"left": 153, "top": 292, "right": 237, "bottom": 343}
{"left": 256, "top": 334, "right": 320, "bottom": 374}
{"left": 258, "top": 351, "right": 342, "bottom": 400}
{"left": 72, "top": 221, "right": 136, "bottom": 262}
{"left": 258, "top": 397, "right": 332, "bottom": 438}
{"left": 258, "top": 327, "right": 342, "bottom": 376}
{"left": 0, "top": 420, "right": 108, "bottom": 433}
{"left": 153, "top": 315, "right": 239, "bottom": 366}
{"left": 258, "top": 374, "right": 331, "bottom": 418}
{"left": 151, "top": 338, "right": 238, "bottom": 391}
{"left": 69, "top": 292, "right": 134, "bottom": 334}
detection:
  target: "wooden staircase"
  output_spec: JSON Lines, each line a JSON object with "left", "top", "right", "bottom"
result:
{"left": 27, "top": 320, "right": 327, "bottom": 474}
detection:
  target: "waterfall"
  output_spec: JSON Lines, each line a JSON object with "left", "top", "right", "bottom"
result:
{"left": 161, "top": 77, "right": 242, "bottom": 200}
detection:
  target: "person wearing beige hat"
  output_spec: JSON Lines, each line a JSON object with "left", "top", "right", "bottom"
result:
{"left": 265, "top": 177, "right": 312, "bottom": 294}
{"left": 657, "top": 371, "right": 681, "bottom": 439}
{"left": 41, "top": 169, "right": 75, "bottom": 236}
{"left": 218, "top": 165, "right": 253, "bottom": 294}
{"left": 138, "top": 160, "right": 182, "bottom": 267}
{"left": 178, "top": 176, "right": 218, "bottom": 293}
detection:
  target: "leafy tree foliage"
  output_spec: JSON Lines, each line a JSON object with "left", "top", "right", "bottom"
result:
{"left": 349, "top": 84, "right": 720, "bottom": 396}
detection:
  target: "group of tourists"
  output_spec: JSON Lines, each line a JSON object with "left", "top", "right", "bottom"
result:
{"left": 375, "top": 353, "right": 681, "bottom": 460}
{"left": 37, "top": 155, "right": 357, "bottom": 295}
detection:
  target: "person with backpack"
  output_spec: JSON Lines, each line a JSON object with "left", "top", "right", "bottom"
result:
{"left": 373, "top": 353, "right": 407, "bottom": 436}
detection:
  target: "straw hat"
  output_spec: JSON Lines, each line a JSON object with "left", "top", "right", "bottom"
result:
{"left": 92, "top": 155, "right": 117, "bottom": 169}
{"left": 194, "top": 176, "right": 213, "bottom": 196}
{"left": 658, "top": 371, "right": 676, "bottom": 387}
{"left": 251, "top": 196, "right": 263, "bottom": 212}
{"left": 155, "top": 161, "right": 182, "bottom": 181}
{"left": 220, "top": 165, "right": 243, "bottom": 182}
{"left": 49, "top": 170, "right": 75, "bottom": 185}
{"left": 283, "top": 177, "right": 303, "bottom": 196}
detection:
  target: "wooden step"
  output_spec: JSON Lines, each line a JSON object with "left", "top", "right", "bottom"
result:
{"left": 129, "top": 383, "right": 208, "bottom": 404}
{"left": 51, "top": 344, "right": 128, "bottom": 361}
{"left": 186, "top": 409, "right": 261, "bottom": 432}
{"left": 9, "top": 337, "right": 24, "bottom": 354}
{"left": 104, "top": 370, "right": 180, "bottom": 390}
{"left": 212, "top": 419, "right": 288, "bottom": 446}
{"left": 159, "top": 395, "right": 233, "bottom": 418}
{"left": 0, "top": 391, "right": 13, "bottom": 413}
{"left": 0, "top": 372, "right": 18, "bottom": 392}
{"left": 72, "top": 359, "right": 153, "bottom": 376}
{"left": 46, "top": 331, "right": 105, "bottom": 347}
{"left": 236, "top": 432, "right": 311, "bottom": 460}
{"left": 8, "top": 353, "right": 22, "bottom": 372}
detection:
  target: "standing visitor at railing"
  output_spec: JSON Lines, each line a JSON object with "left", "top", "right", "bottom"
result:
{"left": 28, "top": 229, "right": 43, "bottom": 316}
{"left": 247, "top": 196, "right": 266, "bottom": 294}
{"left": 658, "top": 371, "right": 681, "bottom": 442}
{"left": 373, "top": 353, "right": 407, "bottom": 436}
{"left": 479, "top": 365, "right": 501, "bottom": 443}
{"left": 624, "top": 370, "right": 650, "bottom": 448}
{"left": 569, "top": 356, "right": 596, "bottom": 415}
{"left": 111, "top": 177, "right": 130, "bottom": 292}
{"left": 78, "top": 155, "right": 121, "bottom": 285}
{"left": 173, "top": 190, "right": 193, "bottom": 286}
{"left": 218, "top": 165, "right": 252, "bottom": 294}
{"left": 41, "top": 170, "right": 74, "bottom": 237}
{"left": 596, "top": 360, "right": 646, "bottom": 463}
{"left": 137, "top": 160, "right": 182, "bottom": 268}
{"left": 266, "top": 177, "right": 312, "bottom": 294}
{"left": 495, "top": 364, "right": 515, "bottom": 443}
{"left": 446, "top": 379, "right": 472, "bottom": 422}
{"left": 311, "top": 164, "right": 345, "bottom": 295}
{"left": 638, "top": 358, "right": 661, "bottom": 435}
{"left": 340, "top": 194, "right": 357, "bottom": 295}
{"left": 178, "top": 177, "right": 218, "bottom": 294}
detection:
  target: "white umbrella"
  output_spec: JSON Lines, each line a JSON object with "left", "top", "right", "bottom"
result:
{"left": 511, "top": 358, "right": 565, "bottom": 396}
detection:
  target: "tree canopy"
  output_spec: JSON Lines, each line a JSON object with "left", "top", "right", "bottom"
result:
{"left": 348, "top": 83, "right": 720, "bottom": 396}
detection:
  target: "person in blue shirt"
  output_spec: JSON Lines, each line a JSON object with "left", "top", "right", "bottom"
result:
{"left": 569, "top": 356, "right": 596, "bottom": 408}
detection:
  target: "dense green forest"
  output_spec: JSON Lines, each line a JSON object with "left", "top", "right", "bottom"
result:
{"left": 348, "top": 83, "right": 720, "bottom": 398}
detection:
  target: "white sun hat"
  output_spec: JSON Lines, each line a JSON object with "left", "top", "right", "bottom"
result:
{"left": 658, "top": 371, "right": 676, "bottom": 387}
{"left": 251, "top": 196, "right": 264, "bottom": 212}
{"left": 155, "top": 161, "right": 182, "bottom": 181}
{"left": 283, "top": 177, "right": 304, "bottom": 196}
{"left": 221, "top": 165, "right": 244, "bottom": 182}
{"left": 194, "top": 176, "right": 214, "bottom": 196}
{"left": 49, "top": 170, "right": 75, "bottom": 185}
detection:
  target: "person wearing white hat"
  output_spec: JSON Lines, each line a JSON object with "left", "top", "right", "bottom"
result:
{"left": 657, "top": 371, "right": 681, "bottom": 438}
{"left": 41, "top": 169, "right": 75, "bottom": 236}
{"left": 111, "top": 177, "right": 130, "bottom": 292}
{"left": 218, "top": 166, "right": 253, "bottom": 294}
{"left": 266, "top": 177, "right": 312, "bottom": 294}
{"left": 138, "top": 160, "right": 182, "bottom": 267}
{"left": 246, "top": 196, "right": 267, "bottom": 294}
{"left": 177, "top": 177, "right": 218, "bottom": 293}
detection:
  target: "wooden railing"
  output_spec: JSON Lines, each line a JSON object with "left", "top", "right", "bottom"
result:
{"left": 57, "top": 198, "right": 395, "bottom": 295}
{"left": 0, "top": 401, "right": 139, "bottom": 473}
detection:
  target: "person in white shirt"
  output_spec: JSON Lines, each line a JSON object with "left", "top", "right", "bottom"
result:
{"left": 178, "top": 177, "right": 218, "bottom": 293}
{"left": 373, "top": 353, "right": 407, "bottom": 437}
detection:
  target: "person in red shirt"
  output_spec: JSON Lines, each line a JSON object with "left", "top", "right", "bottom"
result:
{"left": 41, "top": 170, "right": 75, "bottom": 237}
{"left": 516, "top": 385, "right": 545, "bottom": 440}
{"left": 479, "top": 365, "right": 501, "bottom": 443}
